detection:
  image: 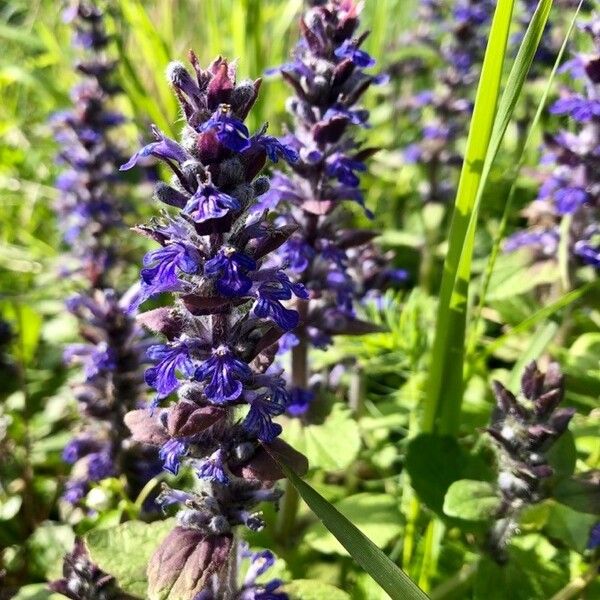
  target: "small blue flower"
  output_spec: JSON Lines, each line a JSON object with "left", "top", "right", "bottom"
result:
{"left": 323, "top": 105, "right": 369, "bottom": 127}
{"left": 326, "top": 153, "right": 366, "bottom": 187}
{"left": 243, "top": 377, "right": 288, "bottom": 441}
{"left": 280, "top": 237, "right": 314, "bottom": 273}
{"left": 199, "top": 111, "right": 251, "bottom": 152}
{"left": 62, "top": 438, "right": 93, "bottom": 464}
{"left": 204, "top": 249, "right": 256, "bottom": 297}
{"left": 587, "top": 522, "right": 600, "bottom": 550}
{"left": 145, "top": 342, "right": 195, "bottom": 398}
{"left": 183, "top": 182, "right": 240, "bottom": 223}
{"left": 286, "top": 388, "right": 314, "bottom": 417}
{"left": 256, "top": 135, "right": 299, "bottom": 163}
{"left": 334, "top": 39, "right": 376, "bottom": 68}
{"left": 63, "top": 480, "right": 88, "bottom": 505}
{"left": 550, "top": 96, "right": 600, "bottom": 122}
{"left": 195, "top": 345, "right": 252, "bottom": 404}
{"left": 554, "top": 186, "right": 588, "bottom": 214}
{"left": 141, "top": 242, "right": 200, "bottom": 299}
{"left": 120, "top": 125, "right": 190, "bottom": 170}
{"left": 87, "top": 451, "right": 114, "bottom": 481}
{"left": 254, "top": 272, "right": 308, "bottom": 331}
{"left": 159, "top": 439, "right": 188, "bottom": 475}
{"left": 196, "top": 449, "right": 229, "bottom": 484}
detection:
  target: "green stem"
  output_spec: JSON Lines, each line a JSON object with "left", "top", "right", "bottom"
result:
{"left": 548, "top": 558, "right": 600, "bottom": 600}
{"left": 276, "top": 300, "right": 308, "bottom": 544}
{"left": 429, "top": 561, "right": 479, "bottom": 600}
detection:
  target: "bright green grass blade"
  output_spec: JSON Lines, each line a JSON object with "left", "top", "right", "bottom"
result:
{"left": 423, "top": 0, "right": 516, "bottom": 435}
{"left": 424, "top": 0, "right": 555, "bottom": 435}
{"left": 468, "top": 1, "right": 583, "bottom": 357}
{"left": 276, "top": 460, "right": 430, "bottom": 600}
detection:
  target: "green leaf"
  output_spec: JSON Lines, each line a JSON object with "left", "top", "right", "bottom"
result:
{"left": 27, "top": 522, "right": 75, "bottom": 581}
{"left": 280, "top": 404, "right": 361, "bottom": 471}
{"left": 9, "top": 584, "right": 63, "bottom": 600}
{"left": 545, "top": 503, "right": 598, "bottom": 554}
{"left": 545, "top": 431, "right": 576, "bottom": 483}
{"left": 305, "top": 493, "right": 402, "bottom": 556}
{"left": 271, "top": 455, "right": 429, "bottom": 600}
{"left": 553, "top": 474, "right": 600, "bottom": 515}
{"left": 405, "top": 434, "right": 466, "bottom": 514}
{"left": 284, "top": 580, "right": 351, "bottom": 600}
{"left": 425, "top": 0, "right": 554, "bottom": 435}
{"left": 474, "top": 534, "right": 567, "bottom": 599}
{"left": 85, "top": 519, "right": 175, "bottom": 597}
{"left": 443, "top": 480, "right": 501, "bottom": 521}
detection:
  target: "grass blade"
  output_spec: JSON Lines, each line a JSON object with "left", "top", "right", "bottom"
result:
{"left": 273, "top": 457, "right": 429, "bottom": 600}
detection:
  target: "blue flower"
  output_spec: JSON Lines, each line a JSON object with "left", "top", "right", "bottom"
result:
{"left": 145, "top": 342, "right": 195, "bottom": 398}
{"left": 587, "top": 522, "right": 600, "bottom": 550}
{"left": 554, "top": 186, "right": 588, "bottom": 214}
{"left": 280, "top": 237, "right": 314, "bottom": 273}
{"left": 199, "top": 111, "right": 251, "bottom": 152}
{"left": 334, "top": 39, "right": 376, "bottom": 68}
{"left": 574, "top": 238, "right": 600, "bottom": 269}
{"left": 550, "top": 96, "right": 600, "bottom": 122}
{"left": 87, "top": 451, "right": 114, "bottom": 481}
{"left": 120, "top": 125, "right": 190, "bottom": 170}
{"left": 254, "top": 272, "right": 308, "bottom": 331}
{"left": 204, "top": 249, "right": 256, "bottom": 297}
{"left": 196, "top": 449, "right": 229, "bottom": 484}
{"left": 62, "top": 437, "right": 93, "bottom": 464}
{"left": 141, "top": 242, "right": 200, "bottom": 299}
{"left": 183, "top": 182, "right": 240, "bottom": 223}
{"left": 323, "top": 105, "right": 369, "bottom": 127}
{"left": 63, "top": 480, "right": 88, "bottom": 505}
{"left": 286, "top": 388, "right": 314, "bottom": 417}
{"left": 326, "top": 153, "right": 366, "bottom": 187}
{"left": 255, "top": 135, "right": 299, "bottom": 163}
{"left": 195, "top": 345, "right": 252, "bottom": 404}
{"left": 243, "top": 377, "right": 288, "bottom": 441}
{"left": 159, "top": 439, "right": 188, "bottom": 475}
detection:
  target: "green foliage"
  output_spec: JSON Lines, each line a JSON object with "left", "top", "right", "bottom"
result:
{"left": 443, "top": 481, "right": 501, "bottom": 522}
{"left": 284, "top": 579, "right": 351, "bottom": 599}
{"left": 84, "top": 519, "right": 175, "bottom": 597}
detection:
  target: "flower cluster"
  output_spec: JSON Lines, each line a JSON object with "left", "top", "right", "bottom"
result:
{"left": 61, "top": 288, "right": 159, "bottom": 506}
{"left": 485, "top": 361, "right": 574, "bottom": 563}
{"left": 52, "top": 0, "right": 127, "bottom": 286}
{"left": 399, "top": 0, "right": 494, "bottom": 203}
{"left": 49, "top": 539, "right": 128, "bottom": 600}
{"left": 53, "top": 1, "right": 159, "bottom": 509}
{"left": 263, "top": 0, "right": 402, "bottom": 413}
{"left": 121, "top": 53, "right": 307, "bottom": 595}
{"left": 506, "top": 16, "right": 600, "bottom": 271}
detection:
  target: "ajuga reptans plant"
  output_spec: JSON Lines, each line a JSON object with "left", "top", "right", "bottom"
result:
{"left": 52, "top": 0, "right": 158, "bottom": 509}
{"left": 121, "top": 53, "right": 308, "bottom": 597}
{"left": 398, "top": 0, "right": 494, "bottom": 204}
{"left": 486, "top": 361, "right": 574, "bottom": 563}
{"left": 506, "top": 15, "right": 600, "bottom": 274}
{"left": 264, "top": 0, "right": 404, "bottom": 416}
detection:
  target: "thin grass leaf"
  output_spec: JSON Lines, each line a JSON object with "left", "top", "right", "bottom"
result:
{"left": 484, "top": 281, "right": 597, "bottom": 357}
{"left": 279, "top": 463, "right": 429, "bottom": 599}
